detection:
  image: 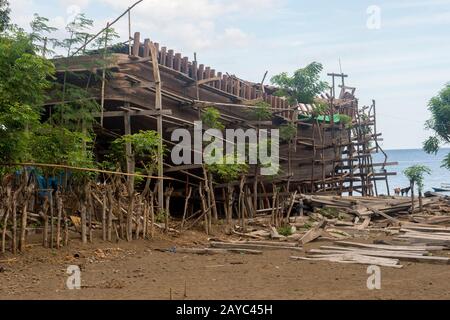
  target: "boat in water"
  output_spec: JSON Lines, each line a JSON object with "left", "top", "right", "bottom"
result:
{"left": 433, "top": 183, "right": 450, "bottom": 192}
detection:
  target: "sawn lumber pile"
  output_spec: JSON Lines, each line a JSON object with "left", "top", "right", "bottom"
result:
{"left": 300, "top": 194, "right": 450, "bottom": 217}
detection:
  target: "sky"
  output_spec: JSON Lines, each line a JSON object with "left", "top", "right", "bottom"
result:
{"left": 9, "top": 0, "right": 450, "bottom": 150}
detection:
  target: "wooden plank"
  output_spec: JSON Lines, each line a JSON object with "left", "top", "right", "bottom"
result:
{"left": 309, "top": 248, "right": 450, "bottom": 264}
{"left": 400, "top": 225, "right": 450, "bottom": 233}
{"left": 93, "top": 109, "right": 172, "bottom": 118}
{"left": 222, "top": 240, "right": 300, "bottom": 247}
{"left": 335, "top": 241, "right": 445, "bottom": 252}
{"left": 164, "top": 164, "right": 203, "bottom": 173}
{"left": 159, "top": 247, "right": 262, "bottom": 255}
{"left": 194, "top": 77, "right": 222, "bottom": 86}
{"left": 210, "top": 241, "right": 303, "bottom": 251}
{"left": 291, "top": 254, "right": 403, "bottom": 268}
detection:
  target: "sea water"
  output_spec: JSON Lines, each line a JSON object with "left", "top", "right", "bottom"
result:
{"left": 372, "top": 148, "right": 450, "bottom": 195}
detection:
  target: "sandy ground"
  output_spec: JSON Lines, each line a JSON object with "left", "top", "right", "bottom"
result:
{"left": 1, "top": 230, "right": 449, "bottom": 300}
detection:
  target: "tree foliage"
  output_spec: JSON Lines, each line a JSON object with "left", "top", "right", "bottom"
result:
{"left": 207, "top": 154, "right": 249, "bottom": 183}
{"left": 0, "top": 31, "right": 55, "bottom": 166}
{"left": 0, "top": 0, "right": 10, "bottom": 33}
{"left": 111, "top": 130, "right": 165, "bottom": 175}
{"left": 271, "top": 62, "right": 328, "bottom": 105}
{"left": 31, "top": 124, "right": 95, "bottom": 168}
{"left": 0, "top": 15, "right": 97, "bottom": 180}
{"left": 60, "top": 13, "right": 94, "bottom": 57}
{"left": 29, "top": 14, "right": 58, "bottom": 57}
{"left": 403, "top": 165, "right": 431, "bottom": 193}
{"left": 423, "top": 83, "right": 450, "bottom": 169}
{"left": 201, "top": 107, "right": 224, "bottom": 130}
{"left": 248, "top": 101, "right": 272, "bottom": 121}
{"left": 279, "top": 123, "right": 296, "bottom": 142}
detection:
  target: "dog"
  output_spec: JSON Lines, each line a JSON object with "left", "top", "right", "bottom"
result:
{"left": 395, "top": 187, "right": 411, "bottom": 197}
{"left": 401, "top": 187, "right": 411, "bottom": 197}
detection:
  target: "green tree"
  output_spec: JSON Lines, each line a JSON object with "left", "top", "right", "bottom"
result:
{"left": 271, "top": 62, "right": 328, "bottom": 105}
{"left": 201, "top": 107, "right": 224, "bottom": 130}
{"left": 111, "top": 130, "right": 165, "bottom": 175}
{"left": 423, "top": 83, "right": 450, "bottom": 169}
{"left": 248, "top": 101, "right": 272, "bottom": 121}
{"left": 60, "top": 13, "right": 94, "bottom": 56}
{"left": 403, "top": 165, "right": 431, "bottom": 212}
{"left": 29, "top": 14, "right": 58, "bottom": 57}
{"left": 0, "top": 0, "right": 10, "bottom": 33}
{"left": 0, "top": 31, "right": 55, "bottom": 168}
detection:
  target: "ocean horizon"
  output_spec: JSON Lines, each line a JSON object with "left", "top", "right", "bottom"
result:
{"left": 372, "top": 147, "right": 450, "bottom": 195}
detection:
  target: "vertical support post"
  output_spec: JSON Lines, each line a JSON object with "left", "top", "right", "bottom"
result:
{"left": 100, "top": 22, "right": 110, "bottom": 127}
{"left": 124, "top": 107, "right": 134, "bottom": 241}
{"left": 149, "top": 41, "right": 165, "bottom": 232}
{"left": 132, "top": 32, "right": 140, "bottom": 57}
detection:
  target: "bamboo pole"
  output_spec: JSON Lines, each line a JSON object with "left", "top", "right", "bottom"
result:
{"left": 80, "top": 197, "right": 87, "bottom": 244}
{"left": 63, "top": 200, "right": 69, "bottom": 247}
{"left": 1, "top": 187, "right": 11, "bottom": 253}
{"left": 100, "top": 22, "right": 110, "bottom": 127}
{"left": 107, "top": 186, "right": 113, "bottom": 242}
{"left": 1, "top": 163, "right": 173, "bottom": 180}
{"left": 143, "top": 199, "right": 148, "bottom": 239}
{"left": 11, "top": 192, "right": 18, "bottom": 254}
{"left": 181, "top": 187, "right": 192, "bottom": 229}
{"left": 70, "top": 0, "right": 144, "bottom": 57}
{"left": 150, "top": 192, "right": 155, "bottom": 239}
{"left": 128, "top": 9, "right": 132, "bottom": 56}
{"left": 135, "top": 197, "right": 142, "bottom": 240}
{"left": 55, "top": 191, "right": 62, "bottom": 249}
{"left": 42, "top": 197, "right": 49, "bottom": 248}
{"left": 164, "top": 187, "right": 174, "bottom": 232}
{"left": 102, "top": 192, "right": 107, "bottom": 241}
{"left": 88, "top": 187, "right": 94, "bottom": 243}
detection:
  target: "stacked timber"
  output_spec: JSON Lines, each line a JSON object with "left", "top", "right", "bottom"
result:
{"left": 291, "top": 240, "right": 449, "bottom": 268}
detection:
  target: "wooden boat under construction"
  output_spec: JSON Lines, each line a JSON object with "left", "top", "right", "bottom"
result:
{"left": 47, "top": 31, "right": 396, "bottom": 202}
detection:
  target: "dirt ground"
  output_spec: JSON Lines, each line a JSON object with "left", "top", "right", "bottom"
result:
{"left": 1, "top": 230, "right": 449, "bottom": 300}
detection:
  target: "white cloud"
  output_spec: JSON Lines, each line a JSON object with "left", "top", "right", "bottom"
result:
{"left": 385, "top": 11, "right": 450, "bottom": 27}
{"left": 386, "top": 0, "right": 450, "bottom": 9}
{"left": 220, "top": 28, "right": 249, "bottom": 47}
{"left": 59, "top": 0, "right": 91, "bottom": 9}
{"left": 95, "top": 0, "right": 279, "bottom": 52}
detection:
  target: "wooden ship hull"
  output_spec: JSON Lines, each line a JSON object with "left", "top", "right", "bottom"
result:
{"left": 49, "top": 31, "right": 395, "bottom": 199}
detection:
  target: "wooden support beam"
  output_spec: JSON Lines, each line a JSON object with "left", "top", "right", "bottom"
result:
{"left": 167, "top": 49, "right": 174, "bottom": 68}
{"left": 93, "top": 109, "right": 172, "bottom": 118}
{"left": 198, "top": 64, "right": 205, "bottom": 80}
{"left": 164, "top": 164, "right": 203, "bottom": 173}
{"left": 160, "top": 47, "right": 167, "bottom": 66}
{"left": 123, "top": 107, "right": 135, "bottom": 194}
{"left": 132, "top": 32, "right": 140, "bottom": 56}
{"left": 174, "top": 53, "right": 182, "bottom": 71}
{"left": 188, "top": 76, "right": 222, "bottom": 87}
{"left": 149, "top": 41, "right": 166, "bottom": 232}
{"left": 143, "top": 39, "right": 150, "bottom": 57}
